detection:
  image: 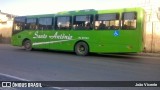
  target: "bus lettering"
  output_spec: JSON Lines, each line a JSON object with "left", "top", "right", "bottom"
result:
{"left": 49, "top": 32, "right": 73, "bottom": 40}
{"left": 33, "top": 31, "right": 47, "bottom": 39}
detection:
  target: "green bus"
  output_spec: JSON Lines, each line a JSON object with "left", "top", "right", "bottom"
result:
{"left": 11, "top": 7, "right": 145, "bottom": 55}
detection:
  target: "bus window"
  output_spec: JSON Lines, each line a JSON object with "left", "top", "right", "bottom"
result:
{"left": 122, "top": 12, "right": 137, "bottom": 30}
{"left": 95, "top": 13, "right": 119, "bottom": 30}
{"left": 13, "top": 17, "right": 26, "bottom": 31}
{"left": 38, "top": 17, "right": 53, "bottom": 30}
{"left": 55, "top": 16, "right": 71, "bottom": 30}
{"left": 26, "top": 18, "right": 37, "bottom": 30}
{"left": 73, "top": 15, "right": 93, "bottom": 30}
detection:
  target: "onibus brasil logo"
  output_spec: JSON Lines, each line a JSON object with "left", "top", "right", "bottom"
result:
{"left": 1, "top": 82, "right": 42, "bottom": 87}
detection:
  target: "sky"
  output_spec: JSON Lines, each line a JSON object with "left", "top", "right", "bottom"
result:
{"left": 0, "top": 0, "right": 147, "bottom": 16}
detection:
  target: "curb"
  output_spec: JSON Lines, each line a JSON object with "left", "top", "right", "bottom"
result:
{"left": 137, "top": 52, "right": 160, "bottom": 57}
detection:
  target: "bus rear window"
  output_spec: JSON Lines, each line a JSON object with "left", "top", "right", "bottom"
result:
{"left": 95, "top": 13, "right": 119, "bottom": 30}
{"left": 122, "top": 12, "right": 137, "bottom": 30}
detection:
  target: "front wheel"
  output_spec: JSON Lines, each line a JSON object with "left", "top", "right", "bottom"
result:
{"left": 24, "top": 40, "right": 32, "bottom": 51}
{"left": 75, "top": 42, "right": 89, "bottom": 56}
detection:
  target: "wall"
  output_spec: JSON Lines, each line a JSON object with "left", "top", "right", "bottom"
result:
{"left": 141, "top": 0, "right": 160, "bottom": 53}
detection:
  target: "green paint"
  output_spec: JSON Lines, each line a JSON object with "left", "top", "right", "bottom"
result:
{"left": 11, "top": 7, "right": 144, "bottom": 53}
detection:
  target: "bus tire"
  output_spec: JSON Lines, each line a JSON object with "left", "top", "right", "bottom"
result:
{"left": 75, "top": 42, "right": 89, "bottom": 56}
{"left": 24, "top": 40, "right": 32, "bottom": 51}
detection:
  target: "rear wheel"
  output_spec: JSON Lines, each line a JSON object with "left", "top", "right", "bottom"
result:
{"left": 23, "top": 40, "right": 32, "bottom": 51}
{"left": 75, "top": 42, "right": 89, "bottom": 56}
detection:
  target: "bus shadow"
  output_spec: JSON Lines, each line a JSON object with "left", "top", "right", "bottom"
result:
{"left": 18, "top": 48, "right": 75, "bottom": 56}
{"left": 90, "top": 53, "right": 138, "bottom": 59}
{"left": 35, "top": 49, "right": 139, "bottom": 60}
{"left": 14, "top": 48, "right": 145, "bottom": 64}
{"left": 89, "top": 53, "right": 147, "bottom": 64}
{"left": 15, "top": 48, "right": 139, "bottom": 60}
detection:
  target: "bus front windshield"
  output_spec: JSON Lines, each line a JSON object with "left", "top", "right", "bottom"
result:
{"left": 13, "top": 17, "right": 26, "bottom": 34}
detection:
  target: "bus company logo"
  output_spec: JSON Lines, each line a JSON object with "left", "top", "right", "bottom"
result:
{"left": 32, "top": 31, "right": 75, "bottom": 46}
{"left": 33, "top": 31, "right": 73, "bottom": 40}
{"left": 2, "top": 82, "right": 11, "bottom": 87}
{"left": 49, "top": 32, "right": 73, "bottom": 40}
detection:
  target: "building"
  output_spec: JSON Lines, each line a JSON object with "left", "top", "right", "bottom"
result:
{"left": 137, "top": 0, "right": 160, "bottom": 52}
{"left": 0, "top": 11, "right": 15, "bottom": 43}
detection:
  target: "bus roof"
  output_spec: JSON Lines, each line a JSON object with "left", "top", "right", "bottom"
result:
{"left": 55, "top": 7, "right": 144, "bottom": 16}
{"left": 56, "top": 9, "right": 97, "bottom": 16}
{"left": 15, "top": 14, "right": 55, "bottom": 18}
{"left": 97, "top": 7, "right": 144, "bottom": 14}
{"left": 15, "top": 7, "right": 144, "bottom": 18}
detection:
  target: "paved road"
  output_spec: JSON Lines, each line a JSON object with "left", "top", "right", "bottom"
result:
{"left": 0, "top": 44, "right": 160, "bottom": 90}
